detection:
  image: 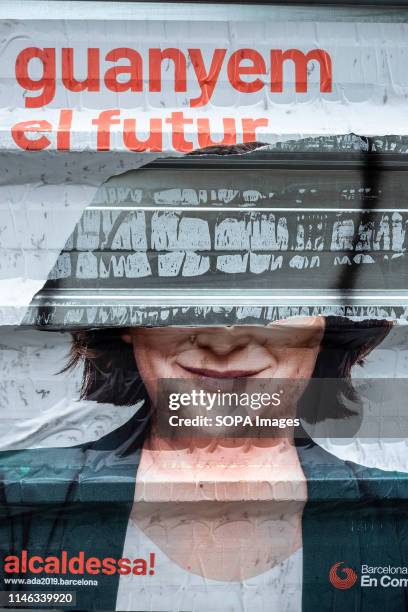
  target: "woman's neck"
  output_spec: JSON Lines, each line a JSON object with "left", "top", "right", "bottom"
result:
{"left": 132, "top": 435, "right": 307, "bottom": 581}
{"left": 135, "top": 434, "right": 307, "bottom": 503}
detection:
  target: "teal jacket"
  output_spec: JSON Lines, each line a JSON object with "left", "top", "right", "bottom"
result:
{"left": 0, "top": 412, "right": 407, "bottom": 612}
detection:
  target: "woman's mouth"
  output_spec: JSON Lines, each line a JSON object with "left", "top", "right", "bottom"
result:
{"left": 178, "top": 365, "right": 264, "bottom": 379}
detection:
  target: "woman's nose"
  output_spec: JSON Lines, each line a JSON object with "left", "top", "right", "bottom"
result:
{"left": 195, "top": 331, "right": 250, "bottom": 356}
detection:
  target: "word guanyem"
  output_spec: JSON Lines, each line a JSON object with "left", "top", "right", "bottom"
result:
{"left": 15, "top": 46, "right": 333, "bottom": 108}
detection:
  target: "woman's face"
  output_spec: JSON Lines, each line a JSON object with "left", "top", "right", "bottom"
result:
{"left": 121, "top": 316, "right": 325, "bottom": 405}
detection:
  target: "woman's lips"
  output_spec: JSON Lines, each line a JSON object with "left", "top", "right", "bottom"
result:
{"left": 178, "top": 365, "right": 264, "bottom": 379}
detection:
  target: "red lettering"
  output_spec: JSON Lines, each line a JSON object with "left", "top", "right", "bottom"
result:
{"left": 271, "top": 48, "right": 332, "bottom": 93}
{"left": 57, "top": 109, "right": 73, "bottom": 151}
{"left": 197, "top": 117, "right": 236, "bottom": 148}
{"left": 165, "top": 111, "right": 193, "bottom": 152}
{"left": 28, "top": 556, "right": 44, "bottom": 574}
{"left": 22, "top": 550, "right": 27, "bottom": 573}
{"left": 123, "top": 117, "right": 162, "bottom": 152}
{"left": 4, "top": 555, "right": 19, "bottom": 573}
{"left": 132, "top": 558, "right": 147, "bottom": 576}
{"left": 85, "top": 557, "right": 101, "bottom": 575}
{"left": 242, "top": 117, "right": 269, "bottom": 142}
{"left": 11, "top": 120, "right": 51, "bottom": 150}
{"left": 68, "top": 551, "right": 85, "bottom": 575}
{"left": 15, "top": 47, "right": 56, "bottom": 108}
{"left": 228, "top": 48, "right": 266, "bottom": 93}
{"left": 61, "top": 550, "right": 68, "bottom": 574}
{"left": 62, "top": 48, "right": 100, "bottom": 92}
{"left": 189, "top": 48, "right": 226, "bottom": 107}
{"left": 102, "top": 558, "right": 117, "bottom": 576}
{"left": 44, "top": 556, "right": 60, "bottom": 574}
{"left": 149, "top": 48, "right": 187, "bottom": 92}
{"left": 118, "top": 558, "right": 131, "bottom": 576}
{"left": 105, "top": 48, "right": 143, "bottom": 92}
{"left": 92, "top": 109, "right": 121, "bottom": 151}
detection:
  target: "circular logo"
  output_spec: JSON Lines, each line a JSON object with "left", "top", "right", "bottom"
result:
{"left": 329, "top": 561, "right": 358, "bottom": 590}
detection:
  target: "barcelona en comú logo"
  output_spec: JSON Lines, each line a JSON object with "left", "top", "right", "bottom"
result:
{"left": 329, "top": 561, "right": 358, "bottom": 590}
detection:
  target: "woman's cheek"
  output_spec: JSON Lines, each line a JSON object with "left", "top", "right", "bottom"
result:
{"left": 133, "top": 346, "right": 176, "bottom": 396}
{"left": 273, "top": 348, "right": 320, "bottom": 378}
{"left": 289, "top": 348, "right": 316, "bottom": 377}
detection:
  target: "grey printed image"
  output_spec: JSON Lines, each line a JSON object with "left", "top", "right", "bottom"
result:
{"left": 24, "top": 140, "right": 408, "bottom": 328}
{"left": 43, "top": 155, "right": 408, "bottom": 291}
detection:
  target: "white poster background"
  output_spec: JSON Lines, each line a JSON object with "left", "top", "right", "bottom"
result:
{"left": 1, "top": 19, "right": 408, "bottom": 149}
